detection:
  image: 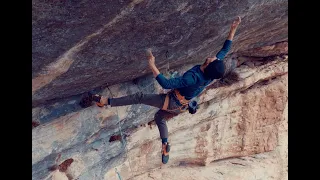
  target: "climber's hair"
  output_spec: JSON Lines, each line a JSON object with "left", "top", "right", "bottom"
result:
{"left": 203, "top": 60, "right": 225, "bottom": 80}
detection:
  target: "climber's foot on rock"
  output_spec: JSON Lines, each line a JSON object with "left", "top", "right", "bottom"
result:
{"left": 162, "top": 142, "right": 170, "bottom": 164}
{"left": 92, "top": 94, "right": 109, "bottom": 107}
{"left": 79, "top": 92, "right": 109, "bottom": 108}
{"left": 231, "top": 16, "right": 241, "bottom": 30}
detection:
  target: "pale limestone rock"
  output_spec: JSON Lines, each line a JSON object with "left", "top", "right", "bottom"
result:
{"left": 32, "top": 55, "right": 287, "bottom": 179}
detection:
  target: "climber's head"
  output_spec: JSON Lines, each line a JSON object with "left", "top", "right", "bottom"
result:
{"left": 203, "top": 60, "right": 225, "bottom": 80}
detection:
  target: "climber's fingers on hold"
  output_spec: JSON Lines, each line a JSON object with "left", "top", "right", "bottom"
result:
{"left": 146, "top": 48, "right": 153, "bottom": 57}
{"left": 237, "top": 16, "right": 241, "bottom": 22}
{"left": 234, "top": 16, "right": 241, "bottom": 25}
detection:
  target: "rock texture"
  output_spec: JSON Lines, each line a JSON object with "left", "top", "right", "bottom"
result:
{"left": 32, "top": 0, "right": 288, "bottom": 106}
{"left": 32, "top": 52, "right": 287, "bottom": 179}
{"left": 32, "top": 1, "right": 288, "bottom": 179}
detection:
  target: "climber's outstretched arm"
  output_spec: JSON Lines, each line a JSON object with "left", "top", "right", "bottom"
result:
{"left": 146, "top": 49, "right": 161, "bottom": 78}
{"left": 215, "top": 16, "right": 241, "bottom": 60}
{"left": 202, "top": 16, "right": 241, "bottom": 66}
{"left": 227, "top": 16, "right": 241, "bottom": 41}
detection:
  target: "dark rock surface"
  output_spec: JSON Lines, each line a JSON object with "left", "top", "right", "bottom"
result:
{"left": 32, "top": 0, "right": 288, "bottom": 106}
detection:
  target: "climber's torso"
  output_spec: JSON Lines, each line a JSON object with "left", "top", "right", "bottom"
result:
{"left": 177, "top": 65, "right": 212, "bottom": 100}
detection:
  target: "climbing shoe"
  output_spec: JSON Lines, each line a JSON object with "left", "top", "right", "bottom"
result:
{"left": 79, "top": 92, "right": 104, "bottom": 108}
{"left": 92, "top": 94, "right": 104, "bottom": 107}
{"left": 162, "top": 142, "right": 170, "bottom": 164}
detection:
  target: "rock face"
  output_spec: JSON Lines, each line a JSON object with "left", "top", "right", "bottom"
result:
{"left": 32, "top": 0, "right": 288, "bottom": 106}
{"left": 32, "top": 52, "right": 288, "bottom": 179}
{"left": 32, "top": 1, "right": 288, "bottom": 179}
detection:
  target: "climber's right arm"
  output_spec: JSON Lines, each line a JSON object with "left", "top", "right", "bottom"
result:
{"left": 227, "top": 16, "right": 241, "bottom": 41}
{"left": 201, "top": 16, "right": 241, "bottom": 68}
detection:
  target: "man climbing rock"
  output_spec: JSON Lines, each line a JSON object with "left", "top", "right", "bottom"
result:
{"left": 80, "top": 16, "right": 241, "bottom": 164}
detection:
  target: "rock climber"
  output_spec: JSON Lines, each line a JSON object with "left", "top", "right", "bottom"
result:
{"left": 80, "top": 16, "right": 241, "bottom": 164}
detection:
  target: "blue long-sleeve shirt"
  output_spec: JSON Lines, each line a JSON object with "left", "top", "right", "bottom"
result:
{"left": 156, "top": 40, "right": 232, "bottom": 100}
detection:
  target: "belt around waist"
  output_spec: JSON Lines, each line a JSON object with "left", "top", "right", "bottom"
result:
{"left": 169, "top": 91, "right": 182, "bottom": 106}
{"left": 171, "top": 89, "right": 190, "bottom": 106}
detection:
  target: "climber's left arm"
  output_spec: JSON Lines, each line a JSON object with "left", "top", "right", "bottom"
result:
{"left": 202, "top": 16, "right": 241, "bottom": 67}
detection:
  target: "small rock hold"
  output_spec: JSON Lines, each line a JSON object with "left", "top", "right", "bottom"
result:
{"left": 32, "top": 121, "right": 40, "bottom": 129}
{"left": 109, "top": 134, "right": 122, "bottom": 142}
{"left": 58, "top": 158, "right": 74, "bottom": 172}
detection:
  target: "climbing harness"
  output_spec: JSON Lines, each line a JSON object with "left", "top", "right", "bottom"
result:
{"left": 173, "top": 89, "right": 189, "bottom": 105}
{"left": 161, "top": 89, "right": 199, "bottom": 114}
{"left": 162, "top": 93, "right": 170, "bottom": 110}
{"left": 161, "top": 89, "right": 188, "bottom": 110}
